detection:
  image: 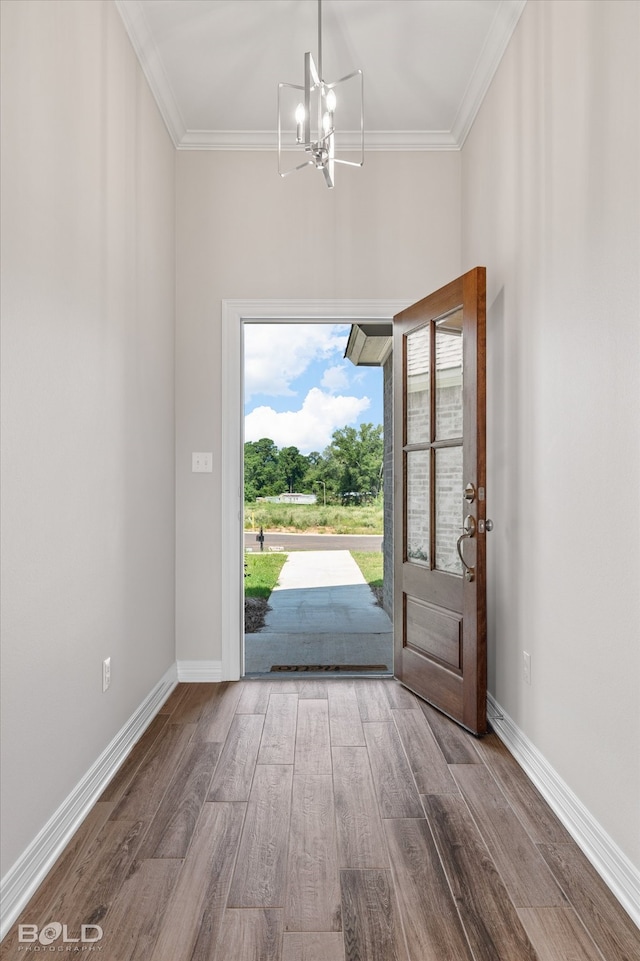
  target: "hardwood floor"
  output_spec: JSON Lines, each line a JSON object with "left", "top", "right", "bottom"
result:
{"left": 2, "top": 680, "right": 639, "bottom": 961}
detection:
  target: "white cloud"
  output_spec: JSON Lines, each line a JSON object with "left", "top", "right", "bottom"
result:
{"left": 245, "top": 387, "right": 370, "bottom": 454}
{"left": 321, "top": 364, "right": 350, "bottom": 393}
{"left": 244, "top": 324, "right": 348, "bottom": 399}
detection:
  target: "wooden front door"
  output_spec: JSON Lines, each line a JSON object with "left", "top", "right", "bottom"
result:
{"left": 393, "top": 268, "right": 487, "bottom": 735}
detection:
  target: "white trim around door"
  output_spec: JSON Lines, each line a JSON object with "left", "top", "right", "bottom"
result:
{"left": 220, "top": 298, "right": 407, "bottom": 680}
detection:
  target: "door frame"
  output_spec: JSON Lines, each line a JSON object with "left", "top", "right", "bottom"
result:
{"left": 220, "top": 298, "right": 407, "bottom": 680}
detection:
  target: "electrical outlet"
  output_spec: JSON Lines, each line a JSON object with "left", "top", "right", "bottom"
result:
{"left": 523, "top": 651, "right": 531, "bottom": 685}
{"left": 102, "top": 657, "right": 111, "bottom": 692}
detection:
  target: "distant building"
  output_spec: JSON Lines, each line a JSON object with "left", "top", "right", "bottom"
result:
{"left": 278, "top": 493, "right": 317, "bottom": 504}
{"left": 257, "top": 493, "right": 317, "bottom": 505}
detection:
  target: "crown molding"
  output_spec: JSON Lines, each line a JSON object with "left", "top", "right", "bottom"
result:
{"left": 452, "top": 0, "right": 527, "bottom": 146}
{"left": 114, "top": 0, "right": 184, "bottom": 148}
{"left": 115, "top": 0, "right": 527, "bottom": 153}
{"left": 178, "top": 128, "right": 459, "bottom": 151}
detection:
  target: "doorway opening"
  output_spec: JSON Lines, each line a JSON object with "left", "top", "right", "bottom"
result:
{"left": 242, "top": 319, "right": 392, "bottom": 676}
{"left": 220, "top": 299, "right": 406, "bottom": 682}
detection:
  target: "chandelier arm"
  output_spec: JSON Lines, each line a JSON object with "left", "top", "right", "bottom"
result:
{"left": 279, "top": 161, "right": 315, "bottom": 179}
{"left": 328, "top": 69, "right": 363, "bottom": 87}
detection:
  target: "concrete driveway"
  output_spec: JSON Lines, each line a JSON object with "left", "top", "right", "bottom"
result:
{"left": 244, "top": 550, "right": 392, "bottom": 675}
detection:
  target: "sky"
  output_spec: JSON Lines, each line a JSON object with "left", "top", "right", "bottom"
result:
{"left": 244, "top": 323, "right": 383, "bottom": 455}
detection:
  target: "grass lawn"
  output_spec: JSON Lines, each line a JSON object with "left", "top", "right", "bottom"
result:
{"left": 244, "top": 552, "right": 288, "bottom": 599}
{"left": 244, "top": 501, "right": 383, "bottom": 535}
{"left": 351, "top": 551, "right": 384, "bottom": 603}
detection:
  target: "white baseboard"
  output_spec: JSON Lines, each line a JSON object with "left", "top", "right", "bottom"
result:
{"left": 0, "top": 664, "right": 178, "bottom": 941}
{"left": 176, "top": 659, "right": 223, "bottom": 682}
{"left": 487, "top": 693, "right": 640, "bottom": 928}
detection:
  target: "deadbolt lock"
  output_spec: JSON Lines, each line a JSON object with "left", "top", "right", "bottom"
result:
{"left": 464, "top": 483, "right": 476, "bottom": 503}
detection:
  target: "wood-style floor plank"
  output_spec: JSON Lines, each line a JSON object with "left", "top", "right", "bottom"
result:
{"left": 99, "top": 858, "right": 183, "bottom": 961}
{"left": 151, "top": 802, "right": 245, "bottom": 961}
{"left": 297, "top": 680, "right": 330, "bottom": 699}
{"left": 265, "top": 679, "right": 301, "bottom": 693}
{"left": 208, "top": 713, "right": 264, "bottom": 802}
{"left": 194, "top": 681, "right": 243, "bottom": 743}
{"left": 451, "top": 763, "right": 567, "bottom": 907}
{"left": 5, "top": 679, "right": 636, "bottom": 961}
{"left": 109, "top": 723, "right": 195, "bottom": 822}
{"left": 384, "top": 818, "right": 474, "bottom": 961}
{"left": 517, "top": 906, "right": 608, "bottom": 961}
{"left": 158, "top": 683, "right": 189, "bottom": 716}
{"left": 236, "top": 680, "right": 272, "bottom": 714}
{"left": 257, "top": 691, "right": 298, "bottom": 765}
{"left": 363, "top": 721, "right": 423, "bottom": 818}
{"left": 282, "top": 932, "right": 345, "bottom": 961}
{"left": 340, "top": 869, "right": 408, "bottom": 961}
{"left": 423, "top": 794, "right": 538, "bottom": 961}
{"left": 0, "top": 802, "right": 115, "bottom": 957}
{"left": 294, "top": 699, "right": 331, "bottom": 775}
{"left": 137, "top": 741, "right": 222, "bottom": 859}
{"left": 538, "top": 842, "right": 640, "bottom": 961}
{"left": 212, "top": 909, "right": 282, "bottom": 961}
{"left": 474, "top": 732, "right": 572, "bottom": 844}
{"left": 99, "top": 715, "right": 169, "bottom": 802}
{"left": 228, "top": 764, "right": 294, "bottom": 908}
{"left": 44, "top": 819, "right": 147, "bottom": 939}
{"left": 418, "top": 700, "right": 482, "bottom": 764}
{"left": 285, "top": 774, "right": 341, "bottom": 932}
{"left": 392, "top": 707, "right": 459, "bottom": 795}
{"left": 328, "top": 684, "right": 365, "bottom": 746}
{"left": 332, "top": 746, "right": 389, "bottom": 869}
{"left": 170, "top": 683, "right": 219, "bottom": 724}
{"left": 355, "top": 679, "right": 393, "bottom": 721}
{"left": 383, "top": 680, "right": 421, "bottom": 710}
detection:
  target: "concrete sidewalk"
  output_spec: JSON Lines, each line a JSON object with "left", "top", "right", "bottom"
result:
{"left": 244, "top": 550, "right": 393, "bottom": 674}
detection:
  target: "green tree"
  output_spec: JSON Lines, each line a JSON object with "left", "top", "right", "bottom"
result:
{"left": 277, "top": 446, "right": 308, "bottom": 493}
{"left": 325, "top": 423, "right": 383, "bottom": 504}
{"left": 244, "top": 438, "right": 281, "bottom": 500}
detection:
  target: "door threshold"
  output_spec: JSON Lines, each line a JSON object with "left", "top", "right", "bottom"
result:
{"left": 243, "top": 669, "right": 393, "bottom": 680}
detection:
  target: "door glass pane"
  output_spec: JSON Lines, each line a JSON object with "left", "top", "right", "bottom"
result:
{"left": 435, "top": 446, "right": 463, "bottom": 575}
{"left": 435, "top": 315, "right": 463, "bottom": 441}
{"left": 406, "top": 326, "right": 430, "bottom": 445}
{"left": 406, "top": 449, "right": 430, "bottom": 566}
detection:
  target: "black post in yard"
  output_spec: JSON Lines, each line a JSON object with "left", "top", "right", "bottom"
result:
{"left": 256, "top": 526, "right": 265, "bottom": 552}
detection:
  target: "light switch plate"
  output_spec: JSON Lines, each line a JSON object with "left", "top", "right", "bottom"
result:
{"left": 192, "top": 452, "right": 213, "bottom": 472}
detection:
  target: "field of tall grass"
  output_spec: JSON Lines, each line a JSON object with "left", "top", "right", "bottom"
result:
{"left": 244, "top": 501, "right": 383, "bottom": 535}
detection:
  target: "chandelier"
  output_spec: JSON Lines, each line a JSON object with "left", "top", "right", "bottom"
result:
{"left": 277, "top": 0, "right": 364, "bottom": 188}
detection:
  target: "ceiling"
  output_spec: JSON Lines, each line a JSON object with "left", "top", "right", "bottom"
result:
{"left": 115, "top": 0, "right": 526, "bottom": 150}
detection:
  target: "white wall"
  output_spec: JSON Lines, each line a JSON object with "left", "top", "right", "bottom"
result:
{"left": 462, "top": 0, "right": 639, "bottom": 868}
{"left": 175, "top": 150, "right": 462, "bottom": 662}
{"left": 0, "top": 0, "right": 176, "bottom": 876}
{"left": 4, "top": 0, "right": 636, "bottom": 920}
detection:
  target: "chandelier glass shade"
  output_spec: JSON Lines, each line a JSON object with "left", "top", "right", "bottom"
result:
{"left": 278, "top": 0, "right": 364, "bottom": 188}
